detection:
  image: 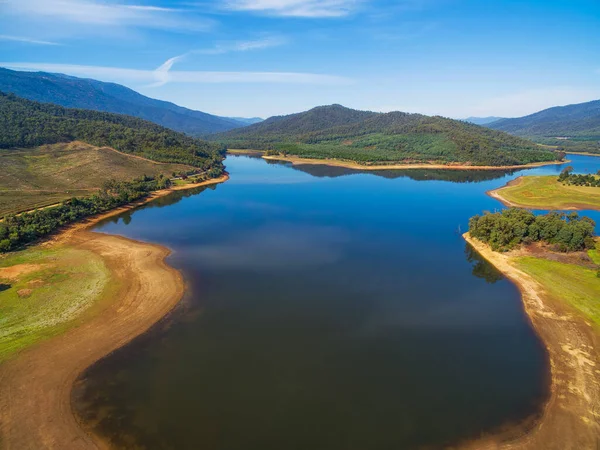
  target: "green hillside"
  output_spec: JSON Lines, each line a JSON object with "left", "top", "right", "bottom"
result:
{"left": 0, "top": 92, "right": 225, "bottom": 168}
{"left": 0, "top": 142, "right": 194, "bottom": 217}
{"left": 213, "top": 105, "right": 560, "bottom": 166}
{"left": 0, "top": 68, "right": 254, "bottom": 134}
{"left": 487, "top": 99, "right": 600, "bottom": 154}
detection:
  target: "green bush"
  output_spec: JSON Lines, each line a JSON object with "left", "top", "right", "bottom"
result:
{"left": 469, "top": 208, "right": 596, "bottom": 252}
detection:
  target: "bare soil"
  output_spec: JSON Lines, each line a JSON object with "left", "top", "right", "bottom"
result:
{"left": 0, "top": 176, "right": 228, "bottom": 449}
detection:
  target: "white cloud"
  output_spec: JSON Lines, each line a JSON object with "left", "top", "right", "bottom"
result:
{"left": 223, "top": 0, "right": 364, "bottom": 17}
{"left": 0, "top": 62, "right": 353, "bottom": 87}
{"left": 198, "top": 36, "right": 287, "bottom": 54}
{"left": 0, "top": 0, "right": 213, "bottom": 31}
{"left": 0, "top": 35, "right": 60, "bottom": 46}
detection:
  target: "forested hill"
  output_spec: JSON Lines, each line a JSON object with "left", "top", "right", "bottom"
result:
{"left": 212, "top": 105, "right": 560, "bottom": 166}
{"left": 220, "top": 104, "right": 378, "bottom": 138}
{"left": 0, "top": 92, "right": 225, "bottom": 169}
{"left": 0, "top": 68, "right": 254, "bottom": 135}
{"left": 487, "top": 100, "right": 600, "bottom": 138}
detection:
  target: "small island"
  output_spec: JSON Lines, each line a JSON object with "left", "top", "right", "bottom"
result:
{"left": 464, "top": 208, "right": 600, "bottom": 448}
{"left": 489, "top": 169, "right": 600, "bottom": 211}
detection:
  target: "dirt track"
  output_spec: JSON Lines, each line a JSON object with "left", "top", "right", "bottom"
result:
{"left": 461, "top": 234, "right": 600, "bottom": 450}
{"left": 0, "top": 176, "right": 228, "bottom": 450}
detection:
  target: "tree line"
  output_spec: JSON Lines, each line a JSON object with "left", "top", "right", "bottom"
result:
{"left": 0, "top": 92, "right": 225, "bottom": 169}
{"left": 469, "top": 208, "right": 596, "bottom": 252}
{"left": 0, "top": 175, "right": 172, "bottom": 252}
{"left": 558, "top": 167, "right": 600, "bottom": 187}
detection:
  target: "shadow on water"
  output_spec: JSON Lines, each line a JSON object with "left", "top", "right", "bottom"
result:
{"left": 465, "top": 243, "right": 505, "bottom": 284}
{"left": 95, "top": 185, "right": 215, "bottom": 228}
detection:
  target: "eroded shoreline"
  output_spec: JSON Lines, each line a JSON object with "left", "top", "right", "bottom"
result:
{"left": 228, "top": 150, "right": 567, "bottom": 171}
{"left": 461, "top": 234, "right": 600, "bottom": 450}
{"left": 0, "top": 175, "right": 228, "bottom": 449}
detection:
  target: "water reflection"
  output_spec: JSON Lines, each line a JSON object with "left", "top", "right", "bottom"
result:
{"left": 465, "top": 243, "right": 504, "bottom": 284}
{"left": 73, "top": 154, "right": 600, "bottom": 450}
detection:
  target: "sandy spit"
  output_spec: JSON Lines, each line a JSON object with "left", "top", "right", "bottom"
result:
{"left": 0, "top": 175, "right": 228, "bottom": 449}
{"left": 459, "top": 234, "right": 600, "bottom": 450}
{"left": 260, "top": 154, "right": 567, "bottom": 171}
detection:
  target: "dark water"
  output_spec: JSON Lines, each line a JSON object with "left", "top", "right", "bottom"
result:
{"left": 75, "top": 154, "right": 600, "bottom": 450}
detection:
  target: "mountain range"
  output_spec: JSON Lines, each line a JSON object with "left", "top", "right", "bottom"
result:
{"left": 212, "top": 104, "right": 558, "bottom": 166}
{"left": 0, "top": 68, "right": 259, "bottom": 135}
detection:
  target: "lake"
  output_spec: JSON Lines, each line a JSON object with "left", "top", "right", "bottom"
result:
{"left": 74, "top": 154, "right": 600, "bottom": 449}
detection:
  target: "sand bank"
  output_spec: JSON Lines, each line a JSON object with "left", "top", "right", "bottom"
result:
{"left": 460, "top": 234, "right": 600, "bottom": 450}
{"left": 0, "top": 175, "right": 228, "bottom": 449}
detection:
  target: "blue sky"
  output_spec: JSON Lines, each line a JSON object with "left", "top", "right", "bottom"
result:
{"left": 0, "top": 0, "right": 599, "bottom": 119}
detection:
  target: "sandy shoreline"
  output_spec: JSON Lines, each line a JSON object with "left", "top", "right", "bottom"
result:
{"left": 228, "top": 150, "right": 567, "bottom": 171}
{"left": 487, "top": 176, "right": 600, "bottom": 211}
{"left": 461, "top": 234, "right": 600, "bottom": 450}
{"left": 0, "top": 175, "right": 228, "bottom": 449}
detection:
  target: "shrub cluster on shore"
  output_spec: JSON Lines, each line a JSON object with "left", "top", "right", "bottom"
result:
{"left": 469, "top": 208, "right": 596, "bottom": 252}
{"left": 0, "top": 171, "right": 221, "bottom": 253}
{"left": 558, "top": 167, "right": 600, "bottom": 187}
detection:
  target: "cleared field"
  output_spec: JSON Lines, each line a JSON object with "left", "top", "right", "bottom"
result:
{"left": 0, "top": 245, "right": 111, "bottom": 361}
{"left": 514, "top": 246, "right": 600, "bottom": 327}
{"left": 0, "top": 141, "right": 193, "bottom": 216}
{"left": 491, "top": 175, "right": 600, "bottom": 210}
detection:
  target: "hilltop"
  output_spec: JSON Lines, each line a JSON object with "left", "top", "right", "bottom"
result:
{"left": 213, "top": 104, "right": 560, "bottom": 166}
{"left": 0, "top": 68, "right": 257, "bottom": 135}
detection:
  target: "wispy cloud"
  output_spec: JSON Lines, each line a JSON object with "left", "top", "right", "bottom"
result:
{"left": 145, "top": 36, "right": 287, "bottom": 87}
{"left": 198, "top": 36, "right": 287, "bottom": 54}
{"left": 1, "top": 62, "right": 353, "bottom": 87}
{"left": 0, "top": 35, "right": 61, "bottom": 46}
{"left": 1, "top": 0, "right": 213, "bottom": 32}
{"left": 223, "top": 0, "right": 364, "bottom": 17}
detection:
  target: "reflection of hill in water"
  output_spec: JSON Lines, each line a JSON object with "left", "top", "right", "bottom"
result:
{"left": 265, "top": 159, "right": 517, "bottom": 183}
{"left": 99, "top": 185, "right": 216, "bottom": 227}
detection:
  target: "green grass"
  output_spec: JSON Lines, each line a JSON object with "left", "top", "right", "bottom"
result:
{"left": 514, "top": 256, "right": 600, "bottom": 327}
{"left": 0, "top": 245, "right": 111, "bottom": 362}
{"left": 496, "top": 175, "right": 600, "bottom": 210}
{"left": 588, "top": 241, "right": 600, "bottom": 265}
{"left": 0, "top": 142, "right": 193, "bottom": 217}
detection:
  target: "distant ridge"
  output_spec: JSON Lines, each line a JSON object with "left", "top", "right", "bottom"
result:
{"left": 464, "top": 117, "right": 505, "bottom": 126}
{"left": 487, "top": 99, "right": 600, "bottom": 138}
{"left": 0, "top": 67, "right": 256, "bottom": 135}
{"left": 212, "top": 104, "right": 559, "bottom": 166}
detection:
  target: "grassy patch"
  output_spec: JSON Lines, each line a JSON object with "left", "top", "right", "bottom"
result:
{"left": 588, "top": 241, "right": 600, "bottom": 265}
{"left": 0, "top": 142, "right": 192, "bottom": 216}
{"left": 496, "top": 176, "right": 600, "bottom": 210}
{"left": 514, "top": 256, "right": 600, "bottom": 327}
{"left": 0, "top": 245, "right": 111, "bottom": 362}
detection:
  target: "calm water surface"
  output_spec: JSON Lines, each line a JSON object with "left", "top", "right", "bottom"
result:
{"left": 75, "top": 154, "right": 600, "bottom": 450}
